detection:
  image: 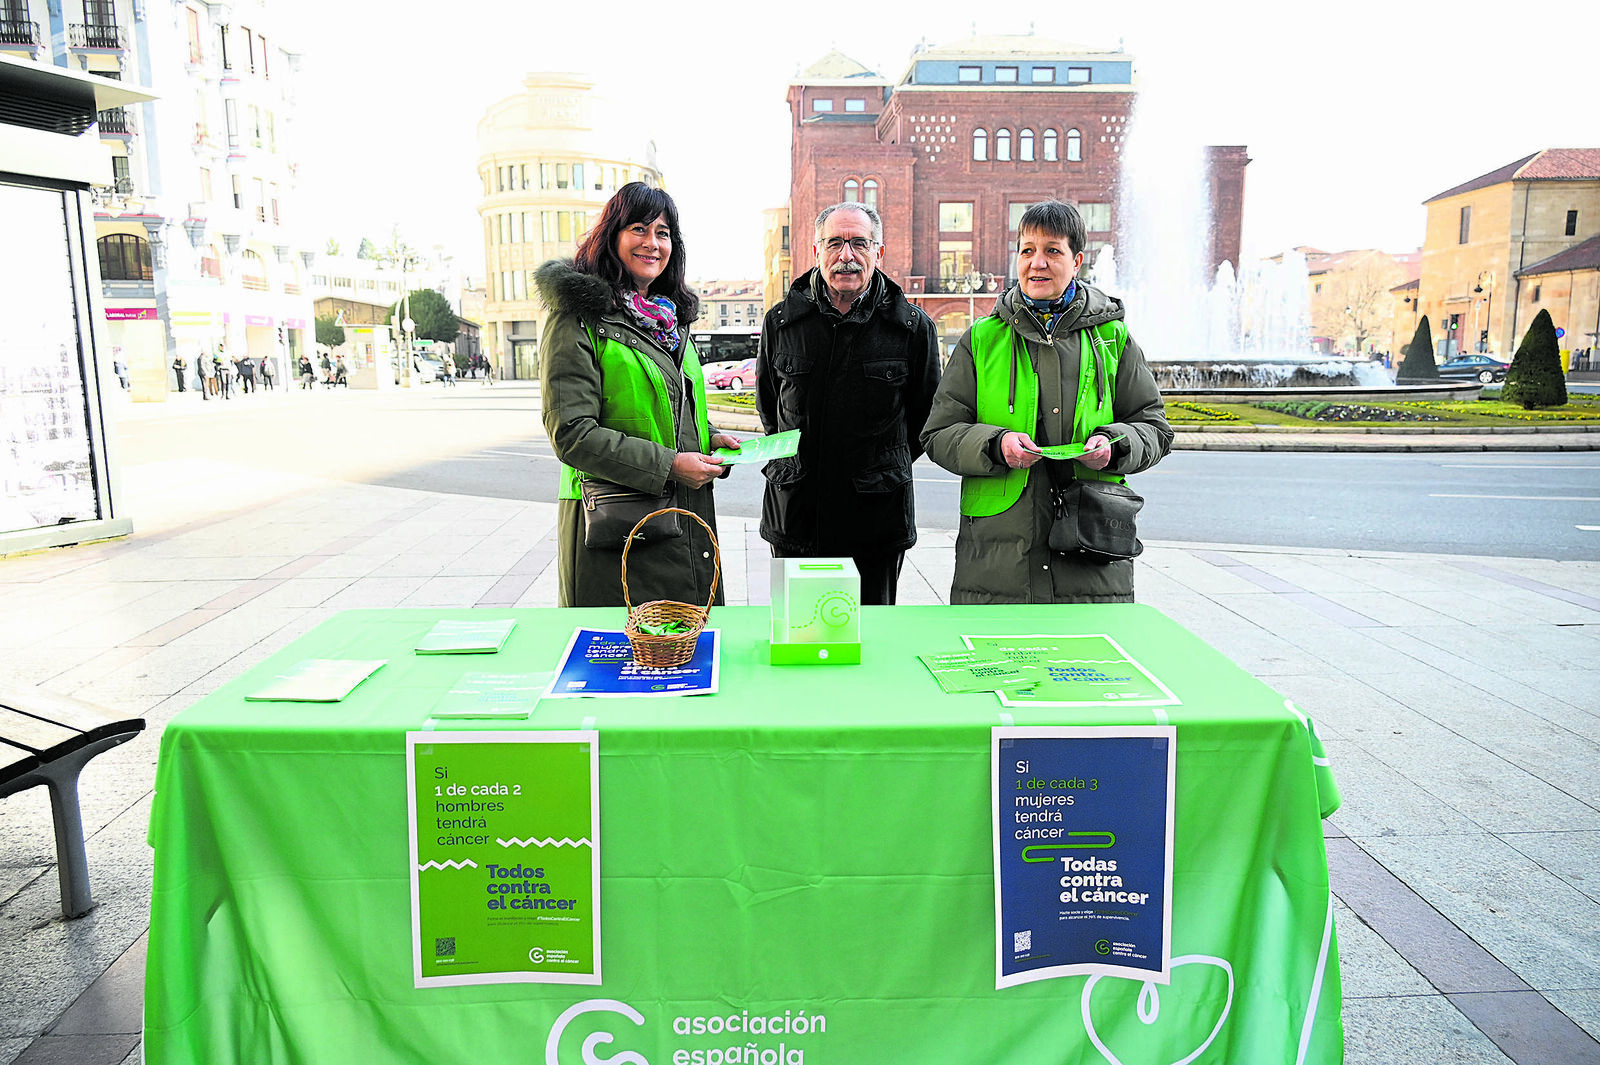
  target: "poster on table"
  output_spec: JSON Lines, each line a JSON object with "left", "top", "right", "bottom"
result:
{"left": 545, "top": 627, "right": 719, "bottom": 697}
{"left": 993, "top": 726, "right": 1176, "bottom": 988}
{"left": 406, "top": 731, "right": 599, "bottom": 987}
{"left": 963, "top": 633, "right": 1178, "bottom": 708}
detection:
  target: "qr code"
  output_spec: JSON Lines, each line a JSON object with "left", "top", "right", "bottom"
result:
{"left": 435, "top": 937, "right": 456, "bottom": 958}
{"left": 1013, "top": 930, "right": 1031, "bottom": 953}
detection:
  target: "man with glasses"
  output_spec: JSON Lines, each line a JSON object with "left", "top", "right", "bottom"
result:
{"left": 755, "top": 202, "right": 940, "bottom": 604}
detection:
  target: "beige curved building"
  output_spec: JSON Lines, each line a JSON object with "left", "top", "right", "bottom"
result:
{"left": 476, "top": 73, "right": 662, "bottom": 379}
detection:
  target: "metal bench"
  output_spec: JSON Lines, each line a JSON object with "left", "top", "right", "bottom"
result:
{"left": 0, "top": 683, "right": 145, "bottom": 918}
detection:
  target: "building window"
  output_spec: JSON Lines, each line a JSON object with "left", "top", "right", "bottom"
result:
{"left": 224, "top": 98, "right": 238, "bottom": 149}
{"left": 1032, "top": 66, "right": 1055, "bottom": 84}
{"left": 812, "top": 98, "right": 833, "bottom": 112}
{"left": 1019, "top": 128, "right": 1034, "bottom": 161}
{"left": 1066, "top": 128, "right": 1082, "bottom": 162}
{"left": 239, "top": 250, "right": 268, "bottom": 291}
{"left": 556, "top": 163, "right": 569, "bottom": 189}
{"left": 1458, "top": 205, "right": 1471, "bottom": 244}
{"left": 218, "top": 24, "right": 230, "bottom": 70}
{"left": 97, "top": 234, "right": 151, "bottom": 281}
{"left": 1566, "top": 209, "right": 1578, "bottom": 237}
{"left": 1008, "top": 202, "right": 1036, "bottom": 230}
{"left": 1533, "top": 284, "right": 1541, "bottom": 302}
{"left": 1079, "top": 203, "right": 1111, "bottom": 232}
{"left": 939, "top": 202, "right": 973, "bottom": 232}
{"left": 995, "top": 66, "right": 1018, "bottom": 83}
{"left": 863, "top": 178, "right": 879, "bottom": 208}
{"left": 198, "top": 167, "right": 212, "bottom": 201}
{"left": 1043, "top": 129, "right": 1058, "bottom": 161}
{"left": 843, "top": 178, "right": 859, "bottom": 203}
{"left": 972, "top": 128, "right": 988, "bottom": 161}
{"left": 1067, "top": 67, "right": 1091, "bottom": 84}
{"left": 1314, "top": 283, "right": 1323, "bottom": 295}
{"left": 844, "top": 98, "right": 866, "bottom": 112}
{"left": 231, "top": 173, "right": 243, "bottom": 209}
{"left": 958, "top": 66, "right": 981, "bottom": 83}
{"left": 573, "top": 162, "right": 585, "bottom": 189}
{"left": 185, "top": 6, "right": 203, "bottom": 63}
{"left": 939, "top": 241, "right": 973, "bottom": 281}
{"left": 996, "top": 128, "right": 1012, "bottom": 161}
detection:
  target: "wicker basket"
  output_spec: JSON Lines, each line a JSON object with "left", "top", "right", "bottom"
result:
{"left": 621, "top": 507, "right": 720, "bottom": 669}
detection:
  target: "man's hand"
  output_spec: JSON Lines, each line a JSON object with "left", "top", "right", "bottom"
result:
{"left": 1000, "top": 431, "right": 1044, "bottom": 470}
{"left": 671, "top": 452, "right": 727, "bottom": 489}
{"left": 1075, "top": 433, "right": 1113, "bottom": 471}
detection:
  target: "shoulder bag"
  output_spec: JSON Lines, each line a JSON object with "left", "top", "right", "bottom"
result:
{"left": 1048, "top": 477, "right": 1144, "bottom": 563}
{"left": 579, "top": 478, "right": 681, "bottom": 550}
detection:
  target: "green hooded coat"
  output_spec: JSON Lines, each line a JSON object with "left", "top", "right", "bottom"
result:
{"left": 921, "top": 282, "right": 1172, "bottom": 604}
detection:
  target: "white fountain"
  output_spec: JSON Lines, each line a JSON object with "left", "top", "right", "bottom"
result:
{"left": 1095, "top": 90, "right": 1400, "bottom": 394}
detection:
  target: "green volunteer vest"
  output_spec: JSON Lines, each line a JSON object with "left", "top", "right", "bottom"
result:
{"left": 960, "top": 315, "right": 1126, "bottom": 517}
{"left": 558, "top": 326, "right": 712, "bottom": 499}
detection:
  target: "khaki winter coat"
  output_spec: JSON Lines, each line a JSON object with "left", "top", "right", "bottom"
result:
{"left": 921, "top": 282, "right": 1172, "bottom": 604}
{"left": 536, "top": 259, "right": 724, "bottom": 610}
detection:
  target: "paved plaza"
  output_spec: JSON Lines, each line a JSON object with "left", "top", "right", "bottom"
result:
{"left": 2, "top": 385, "right": 1598, "bottom": 1064}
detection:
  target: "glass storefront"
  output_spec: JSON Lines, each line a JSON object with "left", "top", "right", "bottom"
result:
{"left": 0, "top": 182, "right": 103, "bottom": 536}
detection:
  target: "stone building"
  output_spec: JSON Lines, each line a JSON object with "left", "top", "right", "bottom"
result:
{"left": 1417, "top": 149, "right": 1600, "bottom": 359}
{"left": 782, "top": 37, "right": 1247, "bottom": 353}
{"left": 476, "top": 72, "right": 663, "bottom": 379}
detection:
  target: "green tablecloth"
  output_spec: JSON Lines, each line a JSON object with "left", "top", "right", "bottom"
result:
{"left": 146, "top": 604, "right": 1342, "bottom": 1064}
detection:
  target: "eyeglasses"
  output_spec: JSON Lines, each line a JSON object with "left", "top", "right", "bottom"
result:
{"left": 821, "top": 237, "right": 877, "bottom": 255}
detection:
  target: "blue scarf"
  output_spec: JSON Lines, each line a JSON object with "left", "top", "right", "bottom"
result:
{"left": 1020, "top": 280, "right": 1078, "bottom": 339}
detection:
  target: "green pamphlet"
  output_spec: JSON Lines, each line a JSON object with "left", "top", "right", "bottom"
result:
{"left": 714, "top": 429, "right": 800, "bottom": 465}
{"left": 962, "top": 634, "right": 1178, "bottom": 708}
{"left": 244, "top": 659, "right": 387, "bottom": 702}
{"left": 415, "top": 618, "right": 517, "bottom": 655}
{"left": 918, "top": 651, "right": 1039, "bottom": 694}
{"left": 428, "top": 672, "right": 550, "bottom": 719}
{"left": 1026, "top": 434, "right": 1126, "bottom": 460}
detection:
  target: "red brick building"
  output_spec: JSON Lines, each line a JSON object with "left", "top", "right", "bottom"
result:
{"left": 785, "top": 38, "right": 1248, "bottom": 349}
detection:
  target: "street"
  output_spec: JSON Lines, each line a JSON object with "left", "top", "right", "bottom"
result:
{"left": 110, "top": 383, "right": 1600, "bottom": 560}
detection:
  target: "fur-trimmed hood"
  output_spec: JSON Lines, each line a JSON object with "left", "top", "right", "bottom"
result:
{"left": 533, "top": 259, "right": 617, "bottom": 321}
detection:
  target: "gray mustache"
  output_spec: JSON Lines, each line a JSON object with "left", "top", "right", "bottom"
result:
{"left": 831, "top": 262, "right": 865, "bottom": 275}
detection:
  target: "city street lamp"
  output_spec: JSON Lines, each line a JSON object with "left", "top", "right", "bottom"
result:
{"left": 1473, "top": 271, "right": 1494, "bottom": 353}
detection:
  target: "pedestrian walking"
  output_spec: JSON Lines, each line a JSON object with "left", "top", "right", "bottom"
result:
{"left": 173, "top": 355, "right": 187, "bottom": 392}
{"left": 260, "top": 355, "right": 275, "bottom": 390}
{"left": 298, "top": 354, "right": 315, "bottom": 389}
{"left": 334, "top": 356, "right": 349, "bottom": 387}
{"left": 235, "top": 354, "right": 255, "bottom": 394}
{"left": 215, "top": 353, "right": 234, "bottom": 399}
{"left": 196, "top": 351, "right": 214, "bottom": 399}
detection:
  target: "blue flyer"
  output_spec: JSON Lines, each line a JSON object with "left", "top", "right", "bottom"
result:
{"left": 545, "top": 628, "right": 719, "bottom": 698}
{"left": 992, "top": 726, "right": 1176, "bottom": 988}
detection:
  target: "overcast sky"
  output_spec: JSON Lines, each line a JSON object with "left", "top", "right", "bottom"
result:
{"left": 282, "top": 0, "right": 1597, "bottom": 280}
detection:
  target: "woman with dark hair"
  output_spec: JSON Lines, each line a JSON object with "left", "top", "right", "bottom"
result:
{"left": 535, "top": 182, "right": 739, "bottom": 607}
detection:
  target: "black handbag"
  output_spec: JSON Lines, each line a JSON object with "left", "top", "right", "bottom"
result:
{"left": 579, "top": 478, "right": 681, "bottom": 550}
{"left": 1048, "top": 479, "right": 1145, "bottom": 563}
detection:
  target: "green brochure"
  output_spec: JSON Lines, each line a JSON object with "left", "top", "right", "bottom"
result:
{"left": 919, "top": 651, "right": 1039, "bottom": 695}
{"left": 427, "top": 672, "right": 550, "bottom": 719}
{"left": 415, "top": 618, "right": 517, "bottom": 655}
{"left": 961, "top": 634, "right": 1179, "bottom": 708}
{"left": 713, "top": 430, "right": 800, "bottom": 465}
{"left": 1026, "top": 434, "right": 1126, "bottom": 460}
{"left": 244, "top": 659, "right": 387, "bottom": 702}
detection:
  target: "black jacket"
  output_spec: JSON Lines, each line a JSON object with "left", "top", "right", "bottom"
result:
{"left": 756, "top": 269, "right": 940, "bottom": 555}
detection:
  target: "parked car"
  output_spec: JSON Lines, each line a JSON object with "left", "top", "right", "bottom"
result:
{"left": 708, "top": 358, "right": 757, "bottom": 390}
{"left": 1437, "top": 354, "right": 1509, "bottom": 384}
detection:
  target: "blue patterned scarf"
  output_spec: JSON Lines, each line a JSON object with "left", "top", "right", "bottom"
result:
{"left": 621, "top": 290, "right": 681, "bottom": 350}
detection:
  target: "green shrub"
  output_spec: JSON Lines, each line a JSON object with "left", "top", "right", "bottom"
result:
{"left": 1501, "top": 309, "right": 1567, "bottom": 410}
{"left": 1396, "top": 316, "right": 1439, "bottom": 381}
